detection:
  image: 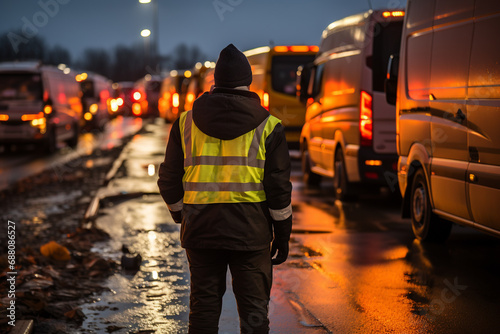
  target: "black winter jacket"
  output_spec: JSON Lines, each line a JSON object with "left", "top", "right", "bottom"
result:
{"left": 157, "top": 87, "right": 292, "bottom": 250}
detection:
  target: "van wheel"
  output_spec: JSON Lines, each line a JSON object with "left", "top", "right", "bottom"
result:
{"left": 44, "top": 128, "right": 57, "bottom": 154}
{"left": 333, "top": 148, "right": 356, "bottom": 201}
{"left": 66, "top": 122, "right": 79, "bottom": 148}
{"left": 301, "top": 146, "right": 321, "bottom": 186}
{"left": 410, "top": 169, "right": 452, "bottom": 242}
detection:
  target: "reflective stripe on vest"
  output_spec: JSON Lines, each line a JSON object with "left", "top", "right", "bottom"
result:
{"left": 179, "top": 110, "right": 281, "bottom": 204}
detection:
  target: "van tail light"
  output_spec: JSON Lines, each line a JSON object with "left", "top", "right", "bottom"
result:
{"left": 132, "top": 103, "right": 142, "bottom": 116}
{"left": 262, "top": 92, "right": 269, "bottom": 111}
{"left": 360, "top": 91, "right": 373, "bottom": 147}
{"left": 172, "top": 93, "right": 180, "bottom": 108}
{"left": 43, "top": 105, "right": 53, "bottom": 115}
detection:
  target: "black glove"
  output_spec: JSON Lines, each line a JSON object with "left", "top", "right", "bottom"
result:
{"left": 271, "top": 217, "right": 292, "bottom": 265}
{"left": 169, "top": 210, "right": 182, "bottom": 224}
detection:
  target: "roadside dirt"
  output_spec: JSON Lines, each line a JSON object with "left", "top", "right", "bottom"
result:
{"left": 0, "top": 143, "right": 130, "bottom": 333}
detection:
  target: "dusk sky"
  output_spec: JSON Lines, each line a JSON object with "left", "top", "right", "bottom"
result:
{"left": 1, "top": 0, "right": 407, "bottom": 63}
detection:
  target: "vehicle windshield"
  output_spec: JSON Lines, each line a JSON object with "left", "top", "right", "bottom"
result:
{"left": 372, "top": 21, "right": 403, "bottom": 92}
{"left": 0, "top": 73, "right": 43, "bottom": 101}
{"left": 271, "top": 55, "right": 316, "bottom": 96}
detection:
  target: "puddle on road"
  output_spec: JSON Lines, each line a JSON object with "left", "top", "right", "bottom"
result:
{"left": 78, "top": 195, "right": 190, "bottom": 334}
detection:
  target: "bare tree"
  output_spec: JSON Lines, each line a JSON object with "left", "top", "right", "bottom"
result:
{"left": 46, "top": 45, "right": 71, "bottom": 66}
{"left": 172, "top": 43, "right": 207, "bottom": 70}
{"left": 77, "top": 48, "right": 112, "bottom": 78}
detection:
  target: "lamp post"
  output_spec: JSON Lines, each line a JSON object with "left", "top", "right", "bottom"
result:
{"left": 139, "top": 0, "right": 159, "bottom": 71}
{"left": 140, "top": 29, "right": 151, "bottom": 68}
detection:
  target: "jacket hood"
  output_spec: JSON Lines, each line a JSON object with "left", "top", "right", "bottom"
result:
{"left": 191, "top": 87, "right": 270, "bottom": 140}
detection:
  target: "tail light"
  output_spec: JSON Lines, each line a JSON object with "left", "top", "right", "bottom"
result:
{"left": 172, "top": 93, "right": 180, "bottom": 108}
{"left": 186, "top": 92, "right": 195, "bottom": 104}
{"left": 132, "top": 91, "right": 142, "bottom": 101}
{"left": 274, "top": 45, "right": 319, "bottom": 53}
{"left": 43, "top": 105, "right": 53, "bottom": 115}
{"left": 116, "top": 97, "right": 124, "bottom": 106}
{"left": 360, "top": 91, "right": 373, "bottom": 147}
{"left": 262, "top": 92, "right": 269, "bottom": 111}
{"left": 132, "top": 103, "right": 142, "bottom": 116}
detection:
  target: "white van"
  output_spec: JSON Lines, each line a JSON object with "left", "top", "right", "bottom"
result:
{"left": 0, "top": 62, "right": 82, "bottom": 152}
{"left": 386, "top": 0, "right": 500, "bottom": 240}
{"left": 298, "top": 9, "right": 405, "bottom": 200}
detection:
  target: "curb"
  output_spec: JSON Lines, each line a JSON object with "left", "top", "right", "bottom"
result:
{"left": 83, "top": 123, "right": 147, "bottom": 224}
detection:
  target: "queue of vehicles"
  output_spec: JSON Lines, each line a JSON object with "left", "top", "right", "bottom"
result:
{"left": 0, "top": 1, "right": 498, "bottom": 241}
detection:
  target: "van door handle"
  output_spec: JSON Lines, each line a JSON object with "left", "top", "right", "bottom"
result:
{"left": 456, "top": 108, "right": 466, "bottom": 122}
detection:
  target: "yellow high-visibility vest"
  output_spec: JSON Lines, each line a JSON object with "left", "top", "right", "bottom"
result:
{"left": 179, "top": 110, "right": 281, "bottom": 204}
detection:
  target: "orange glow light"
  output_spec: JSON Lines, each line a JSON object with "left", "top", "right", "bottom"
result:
{"left": 44, "top": 105, "right": 52, "bottom": 114}
{"left": 274, "top": 46, "right": 289, "bottom": 53}
{"left": 22, "top": 112, "right": 44, "bottom": 121}
{"left": 309, "top": 45, "right": 319, "bottom": 52}
{"left": 383, "top": 11, "right": 405, "bottom": 18}
{"left": 132, "top": 103, "right": 142, "bottom": 116}
{"left": 172, "top": 93, "right": 180, "bottom": 108}
{"left": 0, "top": 114, "right": 8, "bottom": 121}
{"left": 262, "top": 92, "right": 269, "bottom": 110}
{"left": 290, "top": 45, "right": 309, "bottom": 53}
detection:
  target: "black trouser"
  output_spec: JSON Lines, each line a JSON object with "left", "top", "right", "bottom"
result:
{"left": 185, "top": 247, "right": 272, "bottom": 334}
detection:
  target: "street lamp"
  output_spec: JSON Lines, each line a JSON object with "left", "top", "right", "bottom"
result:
{"left": 140, "top": 29, "right": 151, "bottom": 37}
{"left": 138, "top": 0, "right": 159, "bottom": 70}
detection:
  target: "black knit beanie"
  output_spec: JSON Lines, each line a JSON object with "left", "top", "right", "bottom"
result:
{"left": 214, "top": 44, "right": 252, "bottom": 88}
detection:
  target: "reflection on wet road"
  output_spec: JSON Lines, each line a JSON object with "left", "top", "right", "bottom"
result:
{"left": 81, "top": 195, "right": 189, "bottom": 333}
{"left": 78, "top": 119, "right": 192, "bottom": 333}
{"left": 279, "top": 166, "right": 500, "bottom": 333}
{"left": 0, "top": 116, "right": 142, "bottom": 191}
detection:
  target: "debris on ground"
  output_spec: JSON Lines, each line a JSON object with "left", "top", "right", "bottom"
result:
{"left": 0, "top": 144, "right": 128, "bottom": 333}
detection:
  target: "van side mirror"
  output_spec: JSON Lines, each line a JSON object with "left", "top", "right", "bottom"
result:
{"left": 385, "top": 54, "right": 399, "bottom": 106}
{"left": 297, "top": 63, "right": 314, "bottom": 104}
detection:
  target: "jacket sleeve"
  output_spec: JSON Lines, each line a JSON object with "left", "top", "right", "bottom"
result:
{"left": 263, "top": 123, "right": 292, "bottom": 226}
{"left": 158, "top": 118, "right": 185, "bottom": 212}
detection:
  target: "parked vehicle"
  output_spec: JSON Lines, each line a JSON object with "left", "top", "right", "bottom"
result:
{"left": 386, "top": 0, "right": 500, "bottom": 241}
{"left": 158, "top": 70, "right": 190, "bottom": 122}
{"left": 0, "top": 61, "right": 82, "bottom": 153}
{"left": 244, "top": 45, "right": 317, "bottom": 148}
{"left": 184, "top": 62, "right": 215, "bottom": 111}
{"left": 297, "top": 9, "right": 404, "bottom": 200}
{"left": 109, "top": 81, "right": 135, "bottom": 117}
{"left": 77, "top": 72, "right": 112, "bottom": 131}
{"left": 134, "top": 74, "right": 162, "bottom": 118}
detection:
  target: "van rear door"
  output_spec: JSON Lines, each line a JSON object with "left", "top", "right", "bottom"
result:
{"left": 371, "top": 20, "right": 403, "bottom": 154}
{"left": 466, "top": 3, "right": 500, "bottom": 231}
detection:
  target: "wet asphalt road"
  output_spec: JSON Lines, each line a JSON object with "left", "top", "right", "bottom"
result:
{"left": 85, "top": 119, "right": 499, "bottom": 333}
{"left": 3, "top": 118, "right": 500, "bottom": 333}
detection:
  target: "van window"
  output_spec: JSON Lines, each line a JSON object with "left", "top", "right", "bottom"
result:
{"left": 0, "top": 73, "right": 42, "bottom": 101}
{"left": 372, "top": 21, "right": 403, "bottom": 92}
{"left": 271, "top": 55, "right": 316, "bottom": 96}
{"left": 308, "top": 63, "right": 324, "bottom": 98}
{"left": 468, "top": 13, "right": 500, "bottom": 99}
